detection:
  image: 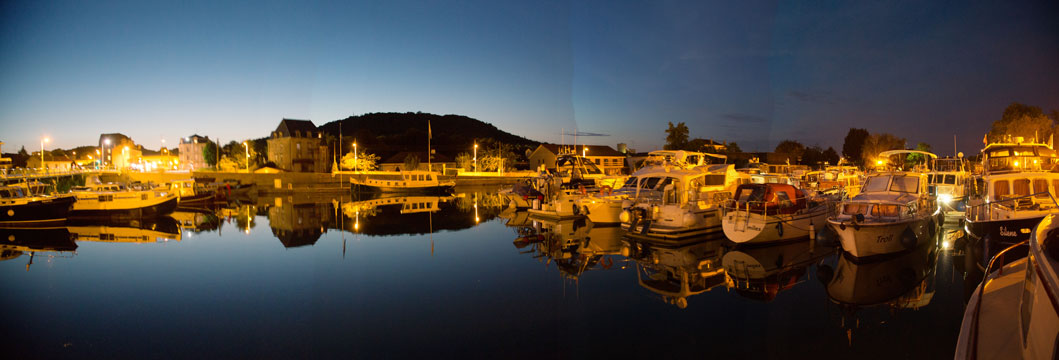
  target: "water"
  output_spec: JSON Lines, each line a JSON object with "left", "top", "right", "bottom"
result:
{"left": 1, "top": 191, "right": 975, "bottom": 359}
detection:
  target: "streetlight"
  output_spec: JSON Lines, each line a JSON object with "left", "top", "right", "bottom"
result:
{"left": 242, "top": 141, "right": 249, "bottom": 172}
{"left": 473, "top": 142, "right": 478, "bottom": 172}
{"left": 353, "top": 141, "right": 358, "bottom": 172}
{"left": 582, "top": 145, "right": 587, "bottom": 157}
{"left": 40, "top": 137, "right": 49, "bottom": 170}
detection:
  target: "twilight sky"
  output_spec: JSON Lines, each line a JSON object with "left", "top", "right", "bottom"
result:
{"left": 1, "top": 0, "right": 1056, "bottom": 154}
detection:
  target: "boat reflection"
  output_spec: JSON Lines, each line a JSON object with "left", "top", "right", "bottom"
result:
{"left": 171, "top": 209, "right": 221, "bottom": 234}
{"left": 824, "top": 239, "right": 938, "bottom": 309}
{"left": 516, "top": 218, "right": 627, "bottom": 281}
{"left": 338, "top": 193, "right": 501, "bottom": 236}
{"left": 0, "top": 227, "right": 77, "bottom": 271}
{"left": 623, "top": 237, "right": 727, "bottom": 308}
{"left": 68, "top": 217, "right": 181, "bottom": 243}
{"left": 723, "top": 239, "right": 834, "bottom": 302}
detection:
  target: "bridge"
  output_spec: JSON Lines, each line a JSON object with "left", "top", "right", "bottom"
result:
{"left": 0, "top": 168, "right": 118, "bottom": 185}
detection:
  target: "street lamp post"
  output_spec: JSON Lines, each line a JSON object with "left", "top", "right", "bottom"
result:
{"left": 473, "top": 142, "right": 478, "bottom": 173}
{"left": 353, "top": 141, "right": 358, "bottom": 172}
{"left": 243, "top": 141, "right": 249, "bottom": 172}
{"left": 40, "top": 137, "right": 49, "bottom": 170}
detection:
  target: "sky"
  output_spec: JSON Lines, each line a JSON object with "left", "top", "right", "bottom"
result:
{"left": 1, "top": 0, "right": 1056, "bottom": 155}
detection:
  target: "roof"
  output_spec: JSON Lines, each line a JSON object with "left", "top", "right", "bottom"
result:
{"left": 382, "top": 151, "right": 454, "bottom": 164}
{"left": 181, "top": 135, "right": 210, "bottom": 144}
{"left": 536, "top": 144, "right": 624, "bottom": 157}
{"left": 275, "top": 119, "right": 318, "bottom": 137}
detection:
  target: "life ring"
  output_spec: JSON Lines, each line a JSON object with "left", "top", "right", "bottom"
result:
{"left": 600, "top": 185, "right": 613, "bottom": 196}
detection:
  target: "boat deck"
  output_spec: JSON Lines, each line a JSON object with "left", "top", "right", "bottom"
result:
{"left": 975, "top": 258, "right": 1027, "bottom": 360}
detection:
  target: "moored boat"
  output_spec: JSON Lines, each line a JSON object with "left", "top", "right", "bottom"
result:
{"left": 721, "top": 183, "right": 835, "bottom": 244}
{"left": 619, "top": 164, "right": 744, "bottom": 240}
{"left": 69, "top": 182, "right": 178, "bottom": 219}
{"left": 350, "top": 170, "right": 455, "bottom": 194}
{"left": 0, "top": 185, "right": 76, "bottom": 227}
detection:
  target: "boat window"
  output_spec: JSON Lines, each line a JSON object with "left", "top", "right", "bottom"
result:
{"left": 426, "top": 174, "right": 432, "bottom": 181}
{"left": 889, "top": 176, "right": 919, "bottom": 193}
{"left": 1013, "top": 179, "right": 1031, "bottom": 197}
{"left": 1053, "top": 180, "right": 1059, "bottom": 199}
{"left": 640, "top": 177, "right": 662, "bottom": 189}
{"left": 702, "top": 175, "right": 726, "bottom": 186}
{"left": 620, "top": 177, "right": 638, "bottom": 189}
{"left": 871, "top": 204, "right": 901, "bottom": 217}
{"left": 862, "top": 176, "right": 891, "bottom": 193}
{"left": 0, "top": 189, "right": 9, "bottom": 198}
{"left": 774, "top": 191, "right": 793, "bottom": 207}
{"left": 735, "top": 187, "right": 766, "bottom": 203}
{"left": 1034, "top": 179, "right": 1050, "bottom": 198}
{"left": 944, "top": 175, "right": 956, "bottom": 184}
{"left": 994, "top": 180, "right": 1010, "bottom": 199}
{"left": 843, "top": 203, "right": 870, "bottom": 215}
{"left": 926, "top": 174, "right": 935, "bottom": 184}
{"left": 989, "top": 149, "right": 1010, "bottom": 157}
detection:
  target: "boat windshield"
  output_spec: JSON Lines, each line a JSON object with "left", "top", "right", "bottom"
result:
{"left": 0, "top": 187, "right": 25, "bottom": 199}
{"left": 928, "top": 174, "right": 957, "bottom": 185}
{"left": 862, "top": 176, "right": 891, "bottom": 193}
{"left": 985, "top": 146, "right": 1057, "bottom": 172}
{"left": 889, "top": 176, "right": 920, "bottom": 193}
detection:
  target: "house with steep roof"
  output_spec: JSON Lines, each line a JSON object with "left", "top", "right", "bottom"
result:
{"left": 179, "top": 134, "right": 211, "bottom": 170}
{"left": 267, "top": 119, "right": 330, "bottom": 173}
{"left": 527, "top": 144, "right": 627, "bottom": 175}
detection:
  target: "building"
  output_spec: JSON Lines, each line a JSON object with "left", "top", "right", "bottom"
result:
{"left": 527, "top": 144, "right": 626, "bottom": 175}
{"left": 179, "top": 135, "right": 211, "bottom": 170}
{"left": 27, "top": 154, "right": 75, "bottom": 171}
{"left": 0, "top": 142, "right": 11, "bottom": 169}
{"left": 266, "top": 119, "right": 330, "bottom": 173}
{"left": 98, "top": 133, "right": 137, "bottom": 169}
{"left": 378, "top": 151, "right": 455, "bottom": 172}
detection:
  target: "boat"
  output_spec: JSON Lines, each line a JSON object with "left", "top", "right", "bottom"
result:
{"left": 954, "top": 213, "right": 1059, "bottom": 360}
{"left": 827, "top": 150, "right": 941, "bottom": 259}
{"left": 964, "top": 138, "right": 1059, "bottom": 265}
{"left": 69, "top": 182, "right": 178, "bottom": 219}
{"left": 930, "top": 156, "right": 972, "bottom": 215}
{"left": 802, "top": 165, "right": 864, "bottom": 197}
{"left": 168, "top": 179, "right": 217, "bottom": 205}
{"left": 0, "top": 185, "right": 76, "bottom": 227}
{"left": 619, "top": 164, "right": 744, "bottom": 240}
{"left": 350, "top": 170, "right": 455, "bottom": 194}
{"left": 720, "top": 183, "right": 836, "bottom": 244}
{"left": 497, "top": 179, "right": 543, "bottom": 210}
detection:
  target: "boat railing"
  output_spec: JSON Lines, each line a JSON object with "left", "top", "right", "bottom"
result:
{"left": 966, "top": 191, "right": 1059, "bottom": 221}
{"left": 720, "top": 196, "right": 811, "bottom": 217}
{"left": 966, "top": 239, "right": 1031, "bottom": 360}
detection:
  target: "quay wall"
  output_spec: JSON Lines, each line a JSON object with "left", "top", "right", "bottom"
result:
{"left": 112, "top": 171, "right": 534, "bottom": 192}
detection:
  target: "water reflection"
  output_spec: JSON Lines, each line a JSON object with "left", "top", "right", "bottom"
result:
{"left": 68, "top": 217, "right": 181, "bottom": 243}
{"left": 723, "top": 239, "right": 834, "bottom": 302}
{"left": 0, "top": 227, "right": 77, "bottom": 270}
{"left": 624, "top": 238, "right": 727, "bottom": 308}
{"left": 515, "top": 219, "right": 627, "bottom": 281}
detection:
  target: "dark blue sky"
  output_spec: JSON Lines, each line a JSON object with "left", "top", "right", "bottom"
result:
{"left": 1, "top": 0, "right": 1056, "bottom": 154}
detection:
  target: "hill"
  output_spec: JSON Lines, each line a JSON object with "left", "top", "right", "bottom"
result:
{"left": 317, "top": 112, "right": 541, "bottom": 159}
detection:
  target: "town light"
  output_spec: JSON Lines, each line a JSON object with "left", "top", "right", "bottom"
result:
{"left": 40, "top": 137, "right": 49, "bottom": 169}
{"left": 243, "top": 141, "right": 250, "bottom": 172}
{"left": 353, "top": 141, "right": 358, "bottom": 172}
{"left": 473, "top": 142, "right": 478, "bottom": 172}
{"left": 583, "top": 146, "right": 587, "bottom": 157}
{"left": 876, "top": 159, "right": 884, "bottom": 166}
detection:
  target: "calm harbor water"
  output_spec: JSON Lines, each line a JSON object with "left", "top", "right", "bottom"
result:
{"left": 2, "top": 190, "right": 975, "bottom": 359}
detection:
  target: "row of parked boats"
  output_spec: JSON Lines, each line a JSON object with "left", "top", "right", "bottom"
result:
{"left": 499, "top": 136, "right": 1059, "bottom": 360}
{"left": 0, "top": 177, "right": 251, "bottom": 226}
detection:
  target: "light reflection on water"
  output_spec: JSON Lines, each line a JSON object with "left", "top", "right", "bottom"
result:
{"left": 0, "top": 191, "right": 973, "bottom": 358}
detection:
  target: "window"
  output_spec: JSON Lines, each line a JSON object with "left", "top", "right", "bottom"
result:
{"left": 945, "top": 175, "right": 956, "bottom": 184}
{"left": 889, "top": 176, "right": 919, "bottom": 193}
{"left": 1034, "top": 179, "right": 1050, "bottom": 198}
{"left": 872, "top": 204, "right": 901, "bottom": 217}
{"left": 994, "top": 180, "right": 1010, "bottom": 198}
{"left": 862, "top": 176, "right": 891, "bottom": 192}
{"left": 1013, "top": 179, "right": 1031, "bottom": 197}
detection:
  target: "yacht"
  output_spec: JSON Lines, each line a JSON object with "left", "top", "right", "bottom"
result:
{"left": 619, "top": 164, "right": 744, "bottom": 240}
{"left": 69, "top": 182, "right": 178, "bottom": 219}
{"left": 827, "top": 150, "right": 941, "bottom": 258}
{"left": 955, "top": 213, "right": 1059, "bottom": 360}
{"left": 721, "top": 183, "right": 836, "bottom": 244}
{"left": 964, "top": 138, "right": 1059, "bottom": 264}
{"left": 350, "top": 170, "right": 455, "bottom": 194}
{"left": 168, "top": 179, "right": 216, "bottom": 205}
{"left": 802, "top": 165, "right": 864, "bottom": 197}
{"left": 0, "top": 185, "right": 77, "bottom": 226}
{"left": 930, "top": 157, "right": 972, "bottom": 215}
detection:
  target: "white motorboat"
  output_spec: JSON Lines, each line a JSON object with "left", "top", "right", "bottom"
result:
{"left": 930, "top": 157, "right": 972, "bottom": 215}
{"left": 721, "top": 183, "right": 835, "bottom": 244}
{"left": 350, "top": 170, "right": 455, "bottom": 194}
{"left": 620, "top": 164, "right": 745, "bottom": 240}
{"left": 827, "top": 170, "right": 941, "bottom": 258}
{"left": 964, "top": 138, "right": 1059, "bottom": 264}
{"left": 69, "top": 182, "right": 178, "bottom": 219}
{"left": 954, "top": 213, "right": 1059, "bottom": 360}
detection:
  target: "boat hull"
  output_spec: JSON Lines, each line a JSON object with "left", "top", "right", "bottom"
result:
{"left": 70, "top": 196, "right": 178, "bottom": 219}
{"left": 622, "top": 208, "right": 722, "bottom": 240}
{"left": 723, "top": 205, "right": 829, "bottom": 244}
{"left": 964, "top": 215, "right": 1045, "bottom": 266}
{"left": 827, "top": 215, "right": 937, "bottom": 259}
{"left": 580, "top": 200, "right": 623, "bottom": 224}
{"left": 0, "top": 196, "right": 76, "bottom": 227}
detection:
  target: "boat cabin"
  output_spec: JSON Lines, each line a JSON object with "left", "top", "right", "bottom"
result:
{"left": 967, "top": 173, "right": 1059, "bottom": 209}
{"left": 0, "top": 186, "right": 29, "bottom": 199}
{"left": 732, "top": 183, "right": 807, "bottom": 215}
{"left": 981, "top": 142, "right": 1058, "bottom": 174}
{"left": 72, "top": 183, "right": 128, "bottom": 192}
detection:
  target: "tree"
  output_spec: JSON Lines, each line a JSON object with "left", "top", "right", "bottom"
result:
{"left": 341, "top": 151, "right": 379, "bottom": 171}
{"left": 801, "top": 145, "right": 825, "bottom": 167}
{"left": 906, "top": 142, "right": 933, "bottom": 168}
{"left": 403, "top": 154, "right": 420, "bottom": 170}
{"left": 455, "top": 152, "right": 473, "bottom": 170}
{"left": 842, "top": 128, "right": 870, "bottom": 166}
{"left": 203, "top": 141, "right": 218, "bottom": 167}
{"left": 664, "top": 122, "right": 689, "bottom": 150}
{"left": 861, "top": 133, "right": 906, "bottom": 166}
{"left": 774, "top": 140, "right": 806, "bottom": 164}
{"left": 987, "top": 102, "right": 1055, "bottom": 143}
{"left": 822, "top": 147, "right": 840, "bottom": 165}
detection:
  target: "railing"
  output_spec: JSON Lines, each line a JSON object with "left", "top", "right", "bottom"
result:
{"left": 720, "top": 197, "right": 811, "bottom": 218}
{"left": 0, "top": 168, "right": 103, "bottom": 181}
{"left": 965, "top": 191, "right": 1059, "bottom": 222}
{"left": 967, "top": 239, "right": 1031, "bottom": 360}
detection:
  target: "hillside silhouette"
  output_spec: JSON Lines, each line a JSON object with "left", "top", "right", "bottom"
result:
{"left": 318, "top": 112, "right": 541, "bottom": 159}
